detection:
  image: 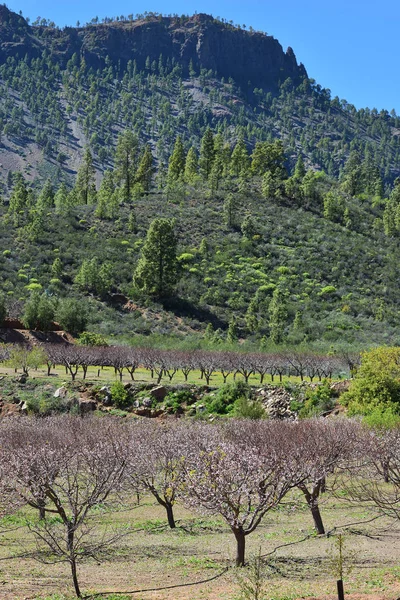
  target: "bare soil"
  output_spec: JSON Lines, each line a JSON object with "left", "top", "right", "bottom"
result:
{"left": 0, "top": 493, "right": 400, "bottom": 600}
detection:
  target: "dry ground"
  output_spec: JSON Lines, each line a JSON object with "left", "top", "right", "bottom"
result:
{"left": 0, "top": 492, "right": 400, "bottom": 600}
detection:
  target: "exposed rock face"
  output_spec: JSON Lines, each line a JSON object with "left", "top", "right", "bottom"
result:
{"left": 0, "top": 9, "right": 306, "bottom": 90}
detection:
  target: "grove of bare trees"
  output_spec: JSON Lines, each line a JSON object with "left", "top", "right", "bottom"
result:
{"left": 0, "top": 416, "right": 398, "bottom": 597}
{"left": 1, "top": 343, "right": 359, "bottom": 383}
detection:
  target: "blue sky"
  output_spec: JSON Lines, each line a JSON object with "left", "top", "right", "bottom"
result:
{"left": 5, "top": 0, "right": 400, "bottom": 113}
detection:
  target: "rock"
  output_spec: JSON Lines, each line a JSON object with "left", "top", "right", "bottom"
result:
{"left": 79, "top": 399, "right": 97, "bottom": 413}
{"left": 149, "top": 386, "right": 167, "bottom": 401}
{"left": 330, "top": 380, "right": 351, "bottom": 395}
{"left": 54, "top": 386, "right": 67, "bottom": 399}
{"left": 20, "top": 401, "right": 28, "bottom": 415}
{"left": 143, "top": 397, "right": 153, "bottom": 408}
{"left": 196, "top": 404, "right": 206, "bottom": 413}
{"left": 103, "top": 394, "right": 112, "bottom": 406}
{"left": 15, "top": 374, "right": 27, "bottom": 384}
{"left": 132, "top": 400, "right": 140, "bottom": 408}
{"left": 99, "top": 386, "right": 109, "bottom": 393}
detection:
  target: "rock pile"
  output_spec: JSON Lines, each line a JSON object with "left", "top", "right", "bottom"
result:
{"left": 256, "top": 387, "right": 297, "bottom": 420}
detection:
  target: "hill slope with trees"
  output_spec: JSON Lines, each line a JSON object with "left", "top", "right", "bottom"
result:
{"left": 0, "top": 7, "right": 399, "bottom": 350}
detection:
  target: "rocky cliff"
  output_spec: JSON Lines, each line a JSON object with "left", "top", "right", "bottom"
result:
{"left": 0, "top": 8, "right": 306, "bottom": 90}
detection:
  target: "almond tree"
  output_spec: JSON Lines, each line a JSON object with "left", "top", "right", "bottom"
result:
{"left": 344, "top": 425, "right": 400, "bottom": 521}
{"left": 294, "top": 419, "right": 360, "bottom": 534}
{"left": 183, "top": 421, "right": 304, "bottom": 566}
{"left": 1, "top": 416, "right": 130, "bottom": 598}
{"left": 128, "top": 422, "right": 187, "bottom": 528}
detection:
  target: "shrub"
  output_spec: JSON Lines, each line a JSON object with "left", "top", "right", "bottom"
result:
{"left": 232, "top": 396, "right": 266, "bottom": 419}
{"left": 77, "top": 331, "right": 108, "bottom": 346}
{"left": 342, "top": 347, "right": 400, "bottom": 416}
{"left": 164, "top": 389, "right": 196, "bottom": 413}
{"left": 296, "top": 381, "right": 335, "bottom": 418}
{"left": 110, "top": 381, "right": 129, "bottom": 408}
{"left": 205, "top": 381, "right": 251, "bottom": 415}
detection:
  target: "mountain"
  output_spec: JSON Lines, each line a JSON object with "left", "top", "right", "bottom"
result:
{"left": 0, "top": 7, "right": 398, "bottom": 185}
{"left": 0, "top": 9, "right": 306, "bottom": 86}
{"left": 1, "top": 7, "right": 400, "bottom": 351}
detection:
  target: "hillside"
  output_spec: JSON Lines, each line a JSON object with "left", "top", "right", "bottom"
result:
{"left": 0, "top": 7, "right": 400, "bottom": 350}
{"left": 0, "top": 7, "right": 398, "bottom": 185}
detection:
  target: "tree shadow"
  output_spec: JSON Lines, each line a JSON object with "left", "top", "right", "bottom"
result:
{"left": 161, "top": 297, "right": 226, "bottom": 330}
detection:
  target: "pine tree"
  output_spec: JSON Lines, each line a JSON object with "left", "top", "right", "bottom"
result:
{"left": 133, "top": 218, "right": 179, "bottom": 298}
{"left": 127, "top": 211, "right": 137, "bottom": 233}
{"left": 230, "top": 137, "right": 250, "bottom": 178}
{"left": 227, "top": 317, "right": 238, "bottom": 343}
{"left": 167, "top": 136, "right": 186, "bottom": 183}
{"left": 135, "top": 144, "right": 154, "bottom": 191}
{"left": 294, "top": 155, "right": 306, "bottom": 180}
{"left": 37, "top": 178, "right": 54, "bottom": 209}
{"left": 223, "top": 193, "right": 239, "bottom": 229}
{"left": 184, "top": 146, "right": 199, "bottom": 182}
{"left": 54, "top": 183, "right": 69, "bottom": 215}
{"left": 9, "top": 173, "right": 28, "bottom": 218}
{"left": 269, "top": 286, "right": 288, "bottom": 345}
{"left": 241, "top": 214, "right": 257, "bottom": 239}
{"left": 95, "top": 171, "right": 117, "bottom": 219}
{"left": 199, "top": 127, "right": 215, "bottom": 179}
{"left": 114, "top": 129, "right": 139, "bottom": 201}
{"left": 75, "top": 147, "right": 96, "bottom": 204}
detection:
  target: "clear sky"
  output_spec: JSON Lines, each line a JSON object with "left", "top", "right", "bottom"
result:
{"left": 5, "top": 0, "right": 400, "bottom": 113}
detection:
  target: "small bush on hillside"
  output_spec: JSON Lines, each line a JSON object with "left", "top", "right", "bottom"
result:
{"left": 294, "top": 380, "right": 335, "bottom": 418}
{"left": 205, "top": 381, "right": 251, "bottom": 415}
{"left": 232, "top": 396, "right": 266, "bottom": 419}
{"left": 110, "top": 380, "right": 129, "bottom": 408}
{"left": 164, "top": 389, "right": 196, "bottom": 413}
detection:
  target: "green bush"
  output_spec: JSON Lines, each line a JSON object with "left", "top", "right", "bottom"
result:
{"left": 296, "top": 380, "right": 335, "bottom": 418}
{"left": 205, "top": 381, "right": 251, "bottom": 415}
{"left": 342, "top": 347, "right": 400, "bottom": 416}
{"left": 110, "top": 380, "right": 129, "bottom": 408}
{"left": 232, "top": 396, "right": 266, "bottom": 419}
{"left": 164, "top": 389, "right": 196, "bottom": 413}
{"left": 77, "top": 331, "right": 108, "bottom": 346}
{"left": 25, "top": 393, "right": 74, "bottom": 416}
{"left": 363, "top": 407, "right": 400, "bottom": 429}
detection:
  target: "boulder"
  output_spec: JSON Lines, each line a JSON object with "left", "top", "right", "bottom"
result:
{"left": 143, "top": 397, "right": 153, "bottom": 408}
{"left": 149, "top": 386, "right": 167, "bottom": 401}
{"left": 54, "top": 386, "right": 68, "bottom": 399}
{"left": 79, "top": 399, "right": 97, "bottom": 414}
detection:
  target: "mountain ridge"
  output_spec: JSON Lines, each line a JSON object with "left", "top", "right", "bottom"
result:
{"left": 0, "top": 8, "right": 306, "bottom": 90}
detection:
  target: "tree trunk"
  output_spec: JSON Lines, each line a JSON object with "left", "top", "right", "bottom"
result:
{"left": 233, "top": 528, "right": 246, "bottom": 566}
{"left": 38, "top": 498, "right": 46, "bottom": 521}
{"left": 299, "top": 484, "right": 325, "bottom": 535}
{"left": 67, "top": 528, "right": 81, "bottom": 598}
{"left": 310, "top": 501, "right": 325, "bottom": 535}
{"left": 165, "top": 502, "right": 176, "bottom": 529}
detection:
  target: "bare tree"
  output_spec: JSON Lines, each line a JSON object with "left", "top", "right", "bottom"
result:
{"left": 2, "top": 416, "right": 130, "bottom": 598}
{"left": 183, "top": 421, "right": 305, "bottom": 566}
{"left": 294, "top": 419, "right": 360, "bottom": 534}
{"left": 128, "top": 422, "right": 187, "bottom": 528}
{"left": 344, "top": 426, "right": 400, "bottom": 521}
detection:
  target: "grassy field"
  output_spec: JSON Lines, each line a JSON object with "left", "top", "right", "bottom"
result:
{"left": 0, "top": 363, "right": 327, "bottom": 388}
{"left": 1, "top": 491, "right": 400, "bottom": 600}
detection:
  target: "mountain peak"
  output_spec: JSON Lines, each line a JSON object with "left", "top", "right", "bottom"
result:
{"left": 0, "top": 9, "right": 306, "bottom": 90}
